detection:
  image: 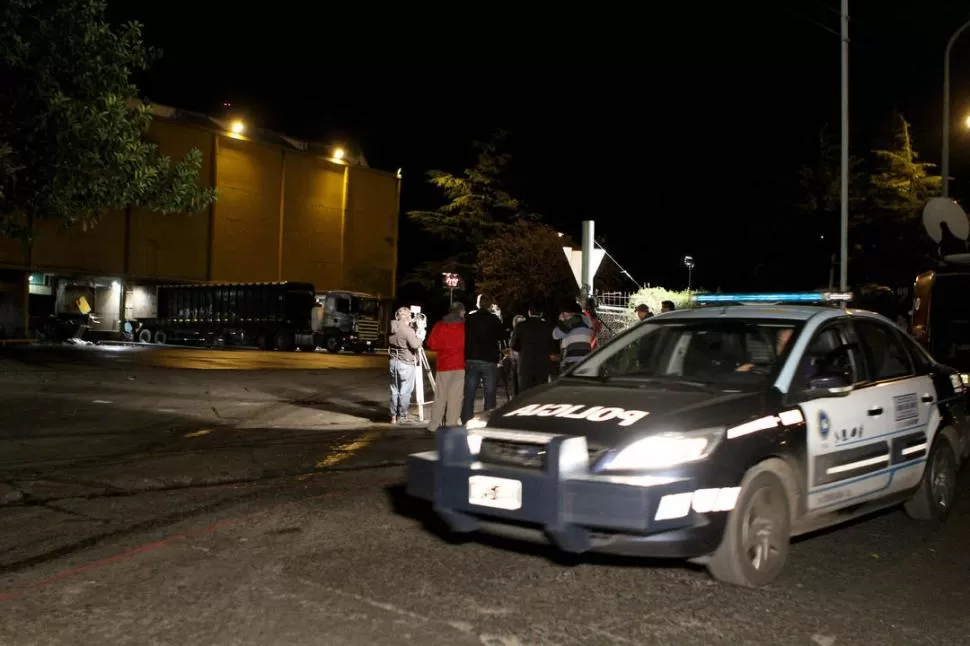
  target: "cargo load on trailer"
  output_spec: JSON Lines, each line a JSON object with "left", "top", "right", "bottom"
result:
{"left": 131, "top": 282, "right": 384, "bottom": 352}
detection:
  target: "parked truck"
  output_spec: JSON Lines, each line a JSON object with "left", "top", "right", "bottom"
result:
{"left": 132, "top": 282, "right": 384, "bottom": 352}
{"left": 315, "top": 289, "right": 384, "bottom": 353}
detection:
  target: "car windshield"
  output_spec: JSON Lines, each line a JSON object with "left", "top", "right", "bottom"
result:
{"left": 352, "top": 297, "right": 379, "bottom": 316}
{"left": 569, "top": 318, "right": 803, "bottom": 387}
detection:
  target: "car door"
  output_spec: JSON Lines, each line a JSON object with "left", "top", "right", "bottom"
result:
{"left": 851, "top": 318, "right": 933, "bottom": 498}
{"left": 797, "top": 320, "right": 896, "bottom": 511}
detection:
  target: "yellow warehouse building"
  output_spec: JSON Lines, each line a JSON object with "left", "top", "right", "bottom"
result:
{"left": 0, "top": 104, "right": 401, "bottom": 339}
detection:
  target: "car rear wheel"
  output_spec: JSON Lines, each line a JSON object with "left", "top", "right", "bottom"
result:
{"left": 904, "top": 436, "right": 957, "bottom": 522}
{"left": 707, "top": 465, "right": 791, "bottom": 588}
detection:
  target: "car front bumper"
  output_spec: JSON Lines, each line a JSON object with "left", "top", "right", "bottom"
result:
{"left": 406, "top": 427, "right": 734, "bottom": 559}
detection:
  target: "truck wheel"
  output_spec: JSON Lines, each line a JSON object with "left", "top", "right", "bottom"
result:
{"left": 137, "top": 329, "right": 152, "bottom": 344}
{"left": 275, "top": 331, "right": 296, "bottom": 352}
{"left": 706, "top": 463, "right": 791, "bottom": 588}
{"left": 904, "top": 436, "right": 957, "bottom": 522}
{"left": 298, "top": 345, "right": 316, "bottom": 353}
{"left": 325, "top": 336, "right": 341, "bottom": 354}
{"left": 154, "top": 330, "right": 168, "bottom": 345}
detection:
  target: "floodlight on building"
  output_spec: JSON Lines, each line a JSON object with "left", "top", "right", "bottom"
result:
{"left": 333, "top": 147, "right": 345, "bottom": 161}
{"left": 230, "top": 120, "right": 245, "bottom": 135}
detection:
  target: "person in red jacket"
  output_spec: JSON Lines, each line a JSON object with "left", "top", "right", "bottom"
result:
{"left": 426, "top": 301, "right": 466, "bottom": 431}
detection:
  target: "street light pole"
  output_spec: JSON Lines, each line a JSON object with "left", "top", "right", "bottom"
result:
{"left": 942, "top": 18, "right": 970, "bottom": 198}
{"left": 839, "top": 0, "right": 850, "bottom": 293}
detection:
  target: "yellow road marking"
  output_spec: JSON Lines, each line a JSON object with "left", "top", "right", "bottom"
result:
{"left": 183, "top": 429, "right": 212, "bottom": 438}
{"left": 315, "top": 430, "right": 380, "bottom": 469}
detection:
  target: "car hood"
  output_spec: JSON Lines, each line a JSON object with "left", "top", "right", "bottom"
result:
{"left": 483, "top": 380, "right": 766, "bottom": 447}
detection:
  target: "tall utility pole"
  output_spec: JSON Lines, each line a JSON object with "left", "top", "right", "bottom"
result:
{"left": 580, "top": 220, "right": 594, "bottom": 304}
{"left": 942, "top": 19, "right": 970, "bottom": 197}
{"left": 839, "top": 0, "right": 850, "bottom": 293}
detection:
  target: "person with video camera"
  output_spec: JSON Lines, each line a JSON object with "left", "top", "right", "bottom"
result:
{"left": 461, "top": 294, "right": 504, "bottom": 424}
{"left": 388, "top": 306, "right": 422, "bottom": 425}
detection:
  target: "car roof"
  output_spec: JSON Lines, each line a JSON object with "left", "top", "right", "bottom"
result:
{"left": 652, "top": 305, "right": 895, "bottom": 325}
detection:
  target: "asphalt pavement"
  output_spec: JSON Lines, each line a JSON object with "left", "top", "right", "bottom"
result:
{"left": 0, "top": 344, "right": 969, "bottom": 645}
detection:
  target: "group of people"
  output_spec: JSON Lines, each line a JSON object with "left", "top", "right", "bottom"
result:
{"left": 386, "top": 295, "right": 674, "bottom": 430}
{"left": 634, "top": 299, "right": 675, "bottom": 321}
{"left": 385, "top": 295, "right": 596, "bottom": 429}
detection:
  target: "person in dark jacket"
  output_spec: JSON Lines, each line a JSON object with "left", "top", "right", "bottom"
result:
{"left": 426, "top": 301, "right": 466, "bottom": 431}
{"left": 511, "top": 305, "right": 555, "bottom": 393}
{"left": 462, "top": 294, "right": 505, "bottom": 423}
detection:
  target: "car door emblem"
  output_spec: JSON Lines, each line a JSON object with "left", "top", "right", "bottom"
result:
{"left": 819, "top": 411, "right": 831, "bottom": 439}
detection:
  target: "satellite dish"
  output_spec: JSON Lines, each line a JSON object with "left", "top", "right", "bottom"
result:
{"left": 922, "top": 197, "right": 969, "bottom": 243}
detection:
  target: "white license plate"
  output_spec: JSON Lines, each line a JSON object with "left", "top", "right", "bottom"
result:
{"left": 468, "top": 475, "right": 522, "bottom": 511}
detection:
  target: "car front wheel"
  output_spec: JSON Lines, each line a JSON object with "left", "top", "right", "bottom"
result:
{"left": 707, "top": 465, "right": 792, "bottom": 588}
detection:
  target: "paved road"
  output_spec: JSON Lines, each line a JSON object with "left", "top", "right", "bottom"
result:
{"left": 0, "top": 346, "right": 968, "bottom": 645}
{"left": 1, "top": 341, "right": 393, "bottom": 370}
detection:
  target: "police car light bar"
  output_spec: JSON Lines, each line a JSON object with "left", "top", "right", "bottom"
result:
{"left": 690, "top": 291, "right": 854, "bottom": 304}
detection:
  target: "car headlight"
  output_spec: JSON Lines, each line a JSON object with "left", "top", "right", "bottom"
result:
{"left": 465, "top": 414, "right": 491, "bottom": 454}
{"left": 602, "top": 428, "right": 724, "bottom": 471}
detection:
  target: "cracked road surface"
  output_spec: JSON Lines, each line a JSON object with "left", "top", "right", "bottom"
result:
{"left": 1, "top": 345, "right": 969, "bottom": 645}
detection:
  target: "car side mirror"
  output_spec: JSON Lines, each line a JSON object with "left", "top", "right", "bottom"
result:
{"left": 807, "top": 373, "right": 853, "bottom": 397}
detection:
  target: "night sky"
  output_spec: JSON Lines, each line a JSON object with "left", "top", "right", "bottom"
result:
{"left": 111, "top": 1, "right": 970, "bottom": 296}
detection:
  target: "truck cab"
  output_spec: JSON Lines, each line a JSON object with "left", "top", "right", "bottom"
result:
{"left": 912, "top": 268, "right": 970, "bottom": 371}
{"left": 315, "top": 290, "right": 383, "bottom": 354}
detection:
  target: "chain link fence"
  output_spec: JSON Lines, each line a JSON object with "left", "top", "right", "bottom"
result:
{"left": 594, "top": 291, "right": 637, "bottom": 345}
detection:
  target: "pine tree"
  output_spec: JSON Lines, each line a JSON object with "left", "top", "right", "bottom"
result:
{"left": 406, "top": 130, "right": 538, "bottom": 292}
{"left": 867, "top": 112, "right": 942, "bottom": 223}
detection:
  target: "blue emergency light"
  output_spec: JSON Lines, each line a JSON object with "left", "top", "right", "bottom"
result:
{"left": 691, "top": 291, "right": 854, "bottom": 304}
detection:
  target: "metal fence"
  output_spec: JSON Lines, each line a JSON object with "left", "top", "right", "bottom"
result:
{"left": 594, "top": 291, "right": 637, "bottom": 345}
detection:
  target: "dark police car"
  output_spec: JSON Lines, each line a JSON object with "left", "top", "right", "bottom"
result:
{"left": 406, "top": 292, "right": 970, "bottom": 587}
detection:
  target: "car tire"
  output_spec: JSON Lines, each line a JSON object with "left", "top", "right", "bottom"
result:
{"left": 904, "top": 436, "right": 957, "bottom": 522}
{"left": 137, "top": 328, "right": 152, "bottom": 344}
{"left": 707, "top": 465, "right": 792, "bottom": 588}
{"left": 154, "top": 330, "right": 168, "bottom": 345}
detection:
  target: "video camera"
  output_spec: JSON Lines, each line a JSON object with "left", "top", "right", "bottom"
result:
{"left": 409, "top": 305, "right": 428, "bottom": 341}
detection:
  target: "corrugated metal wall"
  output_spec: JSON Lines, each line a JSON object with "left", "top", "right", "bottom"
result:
{"left": 0, "top": 118, "right": 401, "bottom": 299}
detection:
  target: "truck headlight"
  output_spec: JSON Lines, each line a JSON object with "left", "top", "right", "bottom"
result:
{"left": 602, "top": 428, "right": 724, "bottom": 471}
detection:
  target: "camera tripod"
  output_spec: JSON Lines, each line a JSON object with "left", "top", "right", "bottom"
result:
{"left": 413, "top": 345, "right": 437, "bottom": 422}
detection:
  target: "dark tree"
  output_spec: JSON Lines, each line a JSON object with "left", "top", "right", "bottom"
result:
{"left": 0, "top": 0, "right": 216, "bottom": 240}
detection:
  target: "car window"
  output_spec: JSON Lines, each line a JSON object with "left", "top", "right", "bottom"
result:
{"left": 853, "top": 319, "right": 914, "bottom": 381}
{"left": 792, "top": 323, "right": 863, "bottom": 391}
{"left": 895, "top": 327, "right": 935, "bottom": 373}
